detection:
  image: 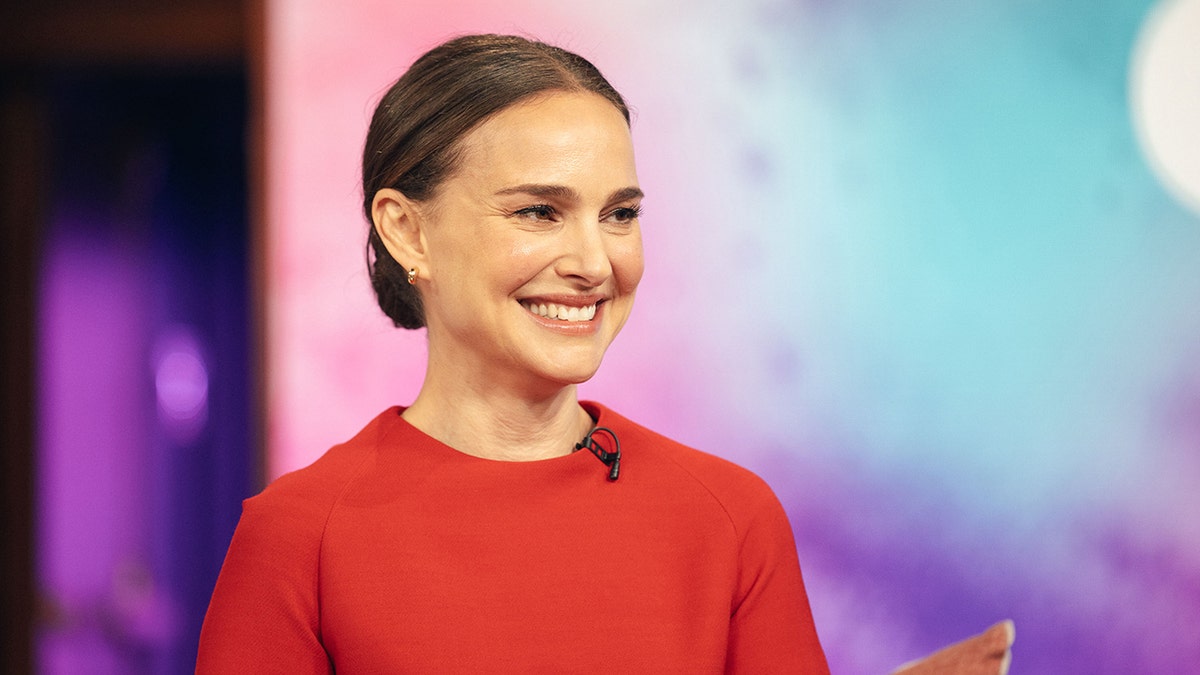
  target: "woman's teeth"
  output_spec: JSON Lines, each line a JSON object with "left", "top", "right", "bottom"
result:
{"left": 522, "top": 301, "right": 597, "bottom": 322}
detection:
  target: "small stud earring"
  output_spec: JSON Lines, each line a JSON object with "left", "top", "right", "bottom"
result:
{"left": 406, "top": 268, "right": 418, "bottom": 285}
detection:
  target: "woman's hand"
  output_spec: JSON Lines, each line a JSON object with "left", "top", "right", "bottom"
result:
{"left": 891, "top": 620, "right": 1015, "bottom": 675}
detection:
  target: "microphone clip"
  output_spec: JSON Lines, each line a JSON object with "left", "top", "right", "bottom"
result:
{"left": 575, "top": 426, "right": 621, "bottom": 482}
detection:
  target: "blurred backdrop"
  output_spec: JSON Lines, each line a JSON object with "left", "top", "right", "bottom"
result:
{"left": 1, "top": 3, "right": 255, "bottom": 673}
{"left": 4, "top": 0, "right": 1199, "bottom": 673}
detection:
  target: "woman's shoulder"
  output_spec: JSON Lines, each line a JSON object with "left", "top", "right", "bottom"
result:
{"left": 199, "top": 408, "right": 408, "bottom": 666}
{"left": 244, "top": 407, "right": 405, "bottom": 521}
{"left": 587, "top": 402, "right": 783, "bottom": 517}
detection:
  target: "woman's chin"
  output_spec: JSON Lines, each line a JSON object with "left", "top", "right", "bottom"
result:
{"left": 545, "top": 364, "right": 603, "bottom": 388}
{"left": 528, "top": 354, "right": 607, "bottom": 389}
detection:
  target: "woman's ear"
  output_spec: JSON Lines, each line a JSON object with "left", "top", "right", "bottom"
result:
{"left": 372, "top": 188, "right": 428, "bottom": 271}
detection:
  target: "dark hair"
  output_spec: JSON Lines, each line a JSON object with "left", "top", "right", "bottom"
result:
{"left": 363, "top": 34, "right": 631, "bottom": 329}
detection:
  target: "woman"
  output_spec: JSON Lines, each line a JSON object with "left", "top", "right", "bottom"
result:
{"left": 198, "top": 34, "right": 829, "bottom": 673}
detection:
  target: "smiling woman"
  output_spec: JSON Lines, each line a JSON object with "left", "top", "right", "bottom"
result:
{"left": 375, "top": 91, "right": 645, "bottom": 419}
{"left": 196, "top": 34, "right": 829, "bottom": 673}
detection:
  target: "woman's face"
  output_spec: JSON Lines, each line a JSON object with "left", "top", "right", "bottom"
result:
{"left": 415, "top": 90, "right": 644, "bottom": 393}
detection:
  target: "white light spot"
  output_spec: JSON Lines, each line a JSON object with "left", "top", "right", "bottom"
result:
{"left": 153, "top": 328, "right": 209, "bottom": 443}
{"left": 1131, "top": 0, "right": 1200, "bottom": 216}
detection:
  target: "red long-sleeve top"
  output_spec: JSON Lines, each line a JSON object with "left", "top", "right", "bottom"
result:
{"left": 197, "top": 403, "right": 828, "bottom": 673}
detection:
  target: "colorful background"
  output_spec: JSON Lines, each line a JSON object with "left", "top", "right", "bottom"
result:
{"left": 31, "top": 0, "right": 1200, "bottom": 673}
{"left": 264, "top": 0, "right": 1200, "bottom": 672}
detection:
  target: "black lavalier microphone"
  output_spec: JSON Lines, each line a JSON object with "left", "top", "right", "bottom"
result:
{"left": 575, "top": 427, "right": 621, "bottom": 481}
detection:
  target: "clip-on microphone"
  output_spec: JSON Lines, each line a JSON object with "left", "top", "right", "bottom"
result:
{"left": 576, "top": 426, "right": 621, "bottom": 481}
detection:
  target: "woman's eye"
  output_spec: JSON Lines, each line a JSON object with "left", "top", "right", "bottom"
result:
{"left": 606, "top": 205, "right": 642, "bottom": 224}
{"left": 514, "top": 204, "right": 556, "bottom": 221}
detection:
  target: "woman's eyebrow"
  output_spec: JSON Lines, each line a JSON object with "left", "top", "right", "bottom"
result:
{"left": 493, "top": 184, "right": 644, "bottom": 203}
{"left": 608, "top": 186, "right": 644, "bottom": 203}
{"left": 494, "top": 183, "right": 579, "bottom": 201}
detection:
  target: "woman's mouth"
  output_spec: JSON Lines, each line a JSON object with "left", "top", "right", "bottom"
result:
{"left": 520, "top": 300, "right": 598, "bottom": 322}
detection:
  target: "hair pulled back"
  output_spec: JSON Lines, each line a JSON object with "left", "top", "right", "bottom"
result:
{"left": 363, "top": 34, "right": 630, "bottom": 329}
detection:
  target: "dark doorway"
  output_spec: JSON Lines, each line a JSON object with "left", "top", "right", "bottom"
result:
{"left": 1, "top": 4, "right": 257, "bottom": 673}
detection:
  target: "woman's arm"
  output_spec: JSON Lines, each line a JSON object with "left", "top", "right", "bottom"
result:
{"left": 725, "top": 489, "right": 830, "bottom": 674}
{"left": 196, "top": 492, "right": 332, "bottom": 674}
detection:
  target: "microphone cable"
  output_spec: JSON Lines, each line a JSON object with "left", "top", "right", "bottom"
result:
{"left": 575, "top": 426, "right": 621, "bottom": 481}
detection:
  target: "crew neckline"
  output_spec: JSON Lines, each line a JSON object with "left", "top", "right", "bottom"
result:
{"left": 385, "top": 401, "right": 611, "bottom": 470}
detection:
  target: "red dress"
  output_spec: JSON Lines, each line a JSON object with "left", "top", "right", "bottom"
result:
{"left": 197, "top": 403, "right": 828, "bottom": 673}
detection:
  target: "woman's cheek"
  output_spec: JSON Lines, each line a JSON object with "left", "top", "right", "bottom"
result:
{"left": 506, "top": 236, "right": 551, "bottom": 263}
{"left": 614, "top": 236, "right": 645, "bottom": 291}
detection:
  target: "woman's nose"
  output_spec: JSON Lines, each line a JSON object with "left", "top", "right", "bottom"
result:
{"left": 555, "top": 220, "right": 612, "bottom": 286}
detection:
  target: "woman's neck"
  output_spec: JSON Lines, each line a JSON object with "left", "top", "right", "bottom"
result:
{"left": 401, "top": 374, "right": 594, "bottom": 462}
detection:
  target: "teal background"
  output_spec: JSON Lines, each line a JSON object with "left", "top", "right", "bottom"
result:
{"left": 675, "top": 1, "right": 1200, "bottom": 671}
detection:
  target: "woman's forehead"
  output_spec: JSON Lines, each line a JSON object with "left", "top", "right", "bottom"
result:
{"left": 453, "top": 91, "right": 638, "bottom": 191}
